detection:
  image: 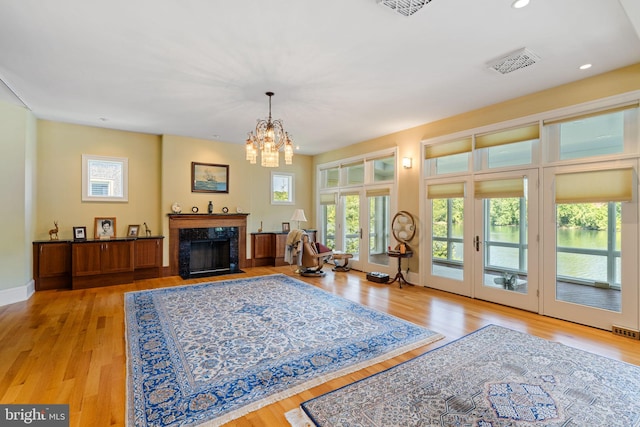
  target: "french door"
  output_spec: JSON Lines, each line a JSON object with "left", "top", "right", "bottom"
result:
{"left": 472, "top": 169, "right": 539, "bottom": 312}
{"left": 541, "top": 161, "right": 639, "bottom": 331}
{"left": 338, "top": 190, "right": 392, "bottom": 274}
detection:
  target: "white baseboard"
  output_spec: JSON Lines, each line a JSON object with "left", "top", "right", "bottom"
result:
{"left": 0, "top": 280, "right": 35, "bottom": 307}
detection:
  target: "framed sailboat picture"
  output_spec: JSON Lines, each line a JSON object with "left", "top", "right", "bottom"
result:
{"left": 191, "top": 162, "right": 229, "bottom": 193}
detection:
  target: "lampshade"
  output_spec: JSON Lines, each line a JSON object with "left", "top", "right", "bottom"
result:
{"left": 290, "top": 209, "right": 307, "bottom": 222}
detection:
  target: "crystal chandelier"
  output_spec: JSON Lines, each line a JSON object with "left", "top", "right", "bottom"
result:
{"left": 245, "top": 91, "right": 294, "bottom": 167}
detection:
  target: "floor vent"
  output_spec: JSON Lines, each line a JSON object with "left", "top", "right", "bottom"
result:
{"left": 612, "top": 325, "right": 640, "bottom": 340}
{"left": 377, "top": 0, "right": 433, "bottom": 17}
{"left": 487, "top": 48, "right": 540, "bottom": 75}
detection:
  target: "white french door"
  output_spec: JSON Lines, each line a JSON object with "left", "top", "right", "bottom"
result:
{"left": 339, "top": 190, "right": 393, "bottom": 274}
{"left": 424, "top": 176, "right": 473, "bottom": 297}
{"left": 541, "top": 161, "right": 639, "bottom": 331}
{"left": 472, "top": 169, "right": 539, "bottom": 312}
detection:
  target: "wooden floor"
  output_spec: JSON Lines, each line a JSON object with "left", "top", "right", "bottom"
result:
{"left": 1, "top": 266, "right": 638, "bottom": 427}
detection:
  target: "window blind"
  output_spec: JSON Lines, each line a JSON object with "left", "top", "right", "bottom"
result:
{"left": 425, "top": 137, "right": 472, "bottom": 159}
{"left": 555, "top": 168, "right": 634, "bottom": 204}
{"left": 427, "top": 182, "right": 465, "bottom": 199}
{"left": 475, "top": 123, "right": 539, "bottom": 149}
{"left": 474, "top": 178, "right": 524, "bottom": 199}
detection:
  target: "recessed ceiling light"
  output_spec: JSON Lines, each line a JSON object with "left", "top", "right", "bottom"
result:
{"left": 512, "top": 0, "right": 530, "bottom": 8}
{"left": 579, "top": 63, "right": 592, "bottom": 70}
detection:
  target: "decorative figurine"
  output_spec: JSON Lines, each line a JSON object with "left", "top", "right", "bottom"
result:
{"left": 208, "top": 201, "right": 213, "bottom": 214}
{"left": 48, "top": 221, "right": 59, "bottom": 240}
{"left": 144, "top": 222, "right": 152, "bottom": 237}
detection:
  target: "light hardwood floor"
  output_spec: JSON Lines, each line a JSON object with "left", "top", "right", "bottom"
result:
{"left": 1, "top": 266, "right": 638, "bottom": 426}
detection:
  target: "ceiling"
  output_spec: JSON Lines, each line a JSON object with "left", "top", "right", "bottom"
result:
{"left": 1, "top": 0, "right": 639, "bottom": 155}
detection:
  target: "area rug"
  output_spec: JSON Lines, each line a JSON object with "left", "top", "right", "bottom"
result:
{"left": 125, "top": 274, "right": 443, "bottom": 426}
{"left": 288, "top": 324, "right": 640, "bottom": 427}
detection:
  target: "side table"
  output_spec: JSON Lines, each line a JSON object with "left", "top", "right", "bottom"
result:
{"left": 332, "top": 252, "right": 353, "bottom": 272}
{"left": 387, "top": 250, "right": 413, "bottom": 288}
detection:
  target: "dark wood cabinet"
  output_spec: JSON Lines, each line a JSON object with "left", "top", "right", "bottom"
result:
{"left": 251, "top": 232, "right": 289, "bottom": 267}
{"left": 134, "top": 237, "right": 163, "bottom": 280}
{"left": 34, "top": 237, "right": 164, "bottom": 291}
{"left": 33, "top": 241, "right": 72, "bottom": 290}
{"left": 71, "top": 240, "right": 134, "bottom": 289}
{"left": 274, "top": 233, "right": 288, "bottom": 266}
{"left": 251, "top": 233, "right": 275, "bottom": 267}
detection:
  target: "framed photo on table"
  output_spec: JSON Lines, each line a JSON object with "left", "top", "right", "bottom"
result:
{"left": 282, "top": 222, "right": 290, "bottom": 233}
{"left": 94, "top": 217, "right": 116, "bottom": 239}
{"left": 127, "top": 224, "right": 140, "bottom": 237}
{"left": 73, "top": 226, "right": 87, "bottom": 241}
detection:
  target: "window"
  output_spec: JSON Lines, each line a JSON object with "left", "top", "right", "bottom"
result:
{"left": 425, "top": 137, "right": 472, "bottom": 176}
{"left": 544, "top": 103, "right": 638, "bottom": 162}
{"left": 373, "top": 156, "right": 395, "bottom": 182}
{"left": 271, "top": 172, "right": 294, "bottom": 205}
{"left": 320, "top": 167, "right": 340, "bottom": 188}
{"left": 82, "top": 154, "right": 128, "bottom": 202}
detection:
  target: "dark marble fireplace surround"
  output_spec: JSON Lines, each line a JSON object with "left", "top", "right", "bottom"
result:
{"left": 178, "top": 227, "right": 240, "bottom": 279}
{"left": 168, "top": 214, "right": 249, "bottom": 278}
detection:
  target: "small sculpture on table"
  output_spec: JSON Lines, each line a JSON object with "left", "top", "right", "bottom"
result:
{"left": 143, "top": 222, "right": 152, "bottom": 237}
{"left": 48, "top": 221, "right": 59, "bottom": 240}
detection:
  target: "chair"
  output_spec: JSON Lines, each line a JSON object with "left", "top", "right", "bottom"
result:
{"left": 299, "top": 234, "right": 333, "bottom": 277}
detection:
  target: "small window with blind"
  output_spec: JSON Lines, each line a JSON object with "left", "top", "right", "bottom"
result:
{"left": 320, "top": 167, "right": 340, "bottom": 188}
{"left": 425, "top": 137, "right": 472, "bottom": 176}
{"left": 475, "top": 123, "right": 538, "bottom": 170}
{"left": 372, "top": 156, "right": 395, "bottom": 182}
{"left": 544, "top": 103, "right": 638, "bottom": 162}
{"left": 344, "top": 161, "right": 364, "bottom": 185}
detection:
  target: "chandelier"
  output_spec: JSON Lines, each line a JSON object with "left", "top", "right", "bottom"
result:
{"left": 245, "top": 91, "right": 294, "bottom": 167}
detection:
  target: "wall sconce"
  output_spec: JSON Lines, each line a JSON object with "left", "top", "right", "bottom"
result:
{"left": 402, "top": 157, "right": 413, "bottom": 169}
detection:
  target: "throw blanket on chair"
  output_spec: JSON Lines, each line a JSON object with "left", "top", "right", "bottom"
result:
{"left": 284, "top": 229, "right": 306, "bottom": 264}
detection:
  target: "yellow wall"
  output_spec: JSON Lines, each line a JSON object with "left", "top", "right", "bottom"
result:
{"left": 313, "top": 63, "right": 640, "bottom": 272}
{"left": 160, "top": 134, "right": 313, "bottom": 264}
{"left": 36, "top": 121, "right": 163, "bottom": 241}
{"left": 0, "top": 101, "right": 36, "bottom": 294}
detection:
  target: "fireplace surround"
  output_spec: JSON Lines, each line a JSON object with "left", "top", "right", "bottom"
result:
{"left": 168, "top": 214, "right": 249, "bottom": 278}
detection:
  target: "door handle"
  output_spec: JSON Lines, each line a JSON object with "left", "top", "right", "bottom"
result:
{"left": 360, "top": 228, "right": 363, "bottom": 239}
{"left": 474, "top": 236, "right": 481, "bottom": 252}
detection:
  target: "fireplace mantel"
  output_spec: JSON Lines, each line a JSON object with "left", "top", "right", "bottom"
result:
{"left": 168, "top": 213, "right": 249, "bottom": 276}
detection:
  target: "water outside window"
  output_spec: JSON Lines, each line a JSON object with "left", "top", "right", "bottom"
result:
{"left": 555, "top": 202, "right": 621, "bottom": 312}
{"left": 432, "top": 198, "right": 464, "bottom": 280}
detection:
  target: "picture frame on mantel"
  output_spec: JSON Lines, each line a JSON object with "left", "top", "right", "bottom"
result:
{"left": 191, "top": 162, "right": 229, "bottom": 193}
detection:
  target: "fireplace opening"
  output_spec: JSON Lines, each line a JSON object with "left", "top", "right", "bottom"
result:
{"left": 179, "top": 226, "right": 241, "bottom": 279}
{"left": 190, "top": 239, "right": 231, "bottom": 275}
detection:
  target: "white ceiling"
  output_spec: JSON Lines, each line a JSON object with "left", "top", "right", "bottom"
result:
{"left": 1, "top": 0, "right": 639, "bottom": 155}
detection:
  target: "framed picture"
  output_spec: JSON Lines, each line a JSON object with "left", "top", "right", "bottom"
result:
{"left": 73, "top": 226, "right": 87, "bottom": 241}
{"left": 282, "top": 222, "right": 290, "bottom": 232}
{"left": 127, "top": 224, "right": 140, "bottom": 237}
{"left": 191, "top": 162, "right": 229, "bottom": 193}
{"left": 94, "top": 217, "right": 116, "bottom": 239}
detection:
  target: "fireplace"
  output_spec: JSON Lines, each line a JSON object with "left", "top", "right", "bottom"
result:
{"left": 168, "top": 213, "right": 249, "bottom": 278}
{"left": 178, "top": 227, "right": 240, "bottom": 279}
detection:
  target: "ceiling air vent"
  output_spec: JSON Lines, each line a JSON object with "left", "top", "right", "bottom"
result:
{"left": 377, "top": 0, "right": 432, "bottom": 17}
{"left": 487, "top": 48, "right": 541, "bottom": 74}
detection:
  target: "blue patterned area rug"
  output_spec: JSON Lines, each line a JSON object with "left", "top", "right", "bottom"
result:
{"left": 125, "top": 274, "right": 443, "bottom": 426}
{"left": 288, "top": 325, "right": 640, "bottom": 427}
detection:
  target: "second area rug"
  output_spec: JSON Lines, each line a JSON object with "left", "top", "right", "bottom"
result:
{"left": 125, "top": 274, "right": 442, "bottom": 426}
{"left": 289, "top": 324, "right": 640, "bottom": 427}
